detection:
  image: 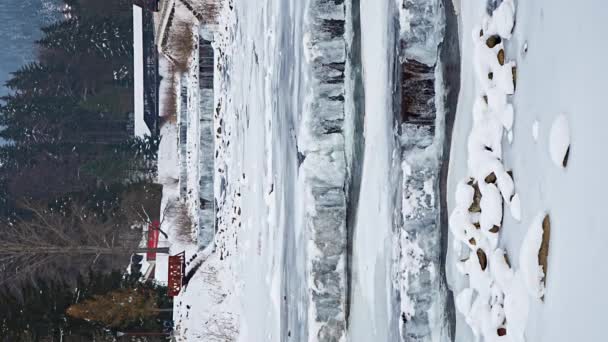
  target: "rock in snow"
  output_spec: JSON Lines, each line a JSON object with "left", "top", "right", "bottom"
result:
{"left": 519, "top": 213, "right": 550, "bottom": 299}
{"left": 549, "top": 114, "right": 571, "bottom": 168}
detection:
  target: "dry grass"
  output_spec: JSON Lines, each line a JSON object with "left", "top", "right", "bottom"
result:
{"left": 165, "top": 200, "right": 194, "bottom": 244}
{"left": 178, "top": 0, "right": 220, "bottom": 25}
{"left": 197, "top": 0, "right": 220, "bottom": 25}
{"left": 160, "top": 68, "right": 178, "bottom": 124}
{"left": 203, "top": 312, "right": 238, "bottom": 342}
{"left": 166, "top": 20, "right": 195, "bottom": 74}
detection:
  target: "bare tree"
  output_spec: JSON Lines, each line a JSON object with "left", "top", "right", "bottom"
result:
{"left": 203, "top": 312, "right": 238, "bottom": 342}
{"left": 0, "top": 201, "right": 168, "bottom": 293}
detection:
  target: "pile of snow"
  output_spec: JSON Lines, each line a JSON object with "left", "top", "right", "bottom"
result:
{"left": 449, "top": 2, "right": 551, "bottom": 340}
{"left": 519, "top": 213, "right": 549, "bottom": 299}
{"left": 549, "top": 114, "right": 570, "bottom": 168}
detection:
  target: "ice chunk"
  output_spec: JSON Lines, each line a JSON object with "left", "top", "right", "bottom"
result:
{"left": 398, "top": 0, "right": 445, "bottom": 65}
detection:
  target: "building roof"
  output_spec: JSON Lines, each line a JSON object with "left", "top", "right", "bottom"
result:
{"left": 133, "top": 0, "right": 160, "bottom": 12}
{"left": 133, "top": 5, "right": 160, "bottom": 138}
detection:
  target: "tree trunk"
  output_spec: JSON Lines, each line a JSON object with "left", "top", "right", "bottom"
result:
{"left": 116, "top": 331, "right": 170, "bottom": 337}
{"left": 133, "top": 247, "right": 170, "bottom": 254}
{"left": 2, "top": 246, "right": 170, "bottom": 255}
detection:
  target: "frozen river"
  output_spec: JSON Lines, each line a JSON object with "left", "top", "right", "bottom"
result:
{"left": 226, "top": 0, "right": 457, "bottom": 340}
{"left": 228, "top": 0, "right": 403, "bottom": 339}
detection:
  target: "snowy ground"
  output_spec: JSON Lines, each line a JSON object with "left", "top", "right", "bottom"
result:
{"left": 448, "top": 0, "right": 608, "bottom": 341}
{"left": 152, "top": 0, "right": 608, "bottom": 340}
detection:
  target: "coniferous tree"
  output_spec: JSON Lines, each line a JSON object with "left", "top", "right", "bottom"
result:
{"left": 0, "top": 1, "right": 168, "bottom": 336}
{"left": 66, "top": 288, "right": 161, "bottom": 328}
{"left": 0, "top": 270, "right": 169, "bottom": 341}
{"left": 5, "top": 62, "right": 72, "bottom": 97}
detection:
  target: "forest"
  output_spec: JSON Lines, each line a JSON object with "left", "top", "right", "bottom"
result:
{"left": 0, "top": 0, "right": 168, "bottom": 340}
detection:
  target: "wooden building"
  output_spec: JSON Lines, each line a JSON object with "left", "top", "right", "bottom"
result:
{"left": 133, "top": 0, "right": 160, "bottom": 12}
{"left": 133, "top": 3, "right": 160, "bottom": 137}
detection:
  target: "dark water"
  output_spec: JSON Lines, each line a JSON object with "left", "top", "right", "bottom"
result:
{"left": 0, "top": 0, "right": 61, "bottom": 98}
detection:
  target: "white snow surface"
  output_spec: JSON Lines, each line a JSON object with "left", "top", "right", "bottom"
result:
{"left": 449, "top": 0, "right": 608, "bottom": 341}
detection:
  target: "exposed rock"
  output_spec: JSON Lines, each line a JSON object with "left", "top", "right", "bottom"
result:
{"left": 504, "top": 252, "right": 511, "bottom": 268}
{"left": 563, "top": 146, "right": 570, "bottom": 167}
{"left": 486, "top": 35, "right": 502, "bottom": 48}
{"left": 468, "top": 182, "right": 482, "bottom": 213}
{"left": 497, "top": 49, "right": 505, "bottom": 65}
{"left": 485, "top": 172, "right": 497, "bottom": 184}
{"left": 477, "top": 249, "right": 488, "bottom": 271}
{"left": 512, "top": 66, "right": 517, "bottom": 89}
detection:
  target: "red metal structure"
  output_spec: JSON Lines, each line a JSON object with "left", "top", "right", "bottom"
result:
{"left": 146, "top": 221, "right": 161, "bottom": 261}
{"left": 168, "top": 252, "right": 186, "bottom": 297}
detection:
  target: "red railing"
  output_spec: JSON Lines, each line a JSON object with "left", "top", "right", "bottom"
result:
{"left": 168, "top": 252, "right": 185, "bottom": 297}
